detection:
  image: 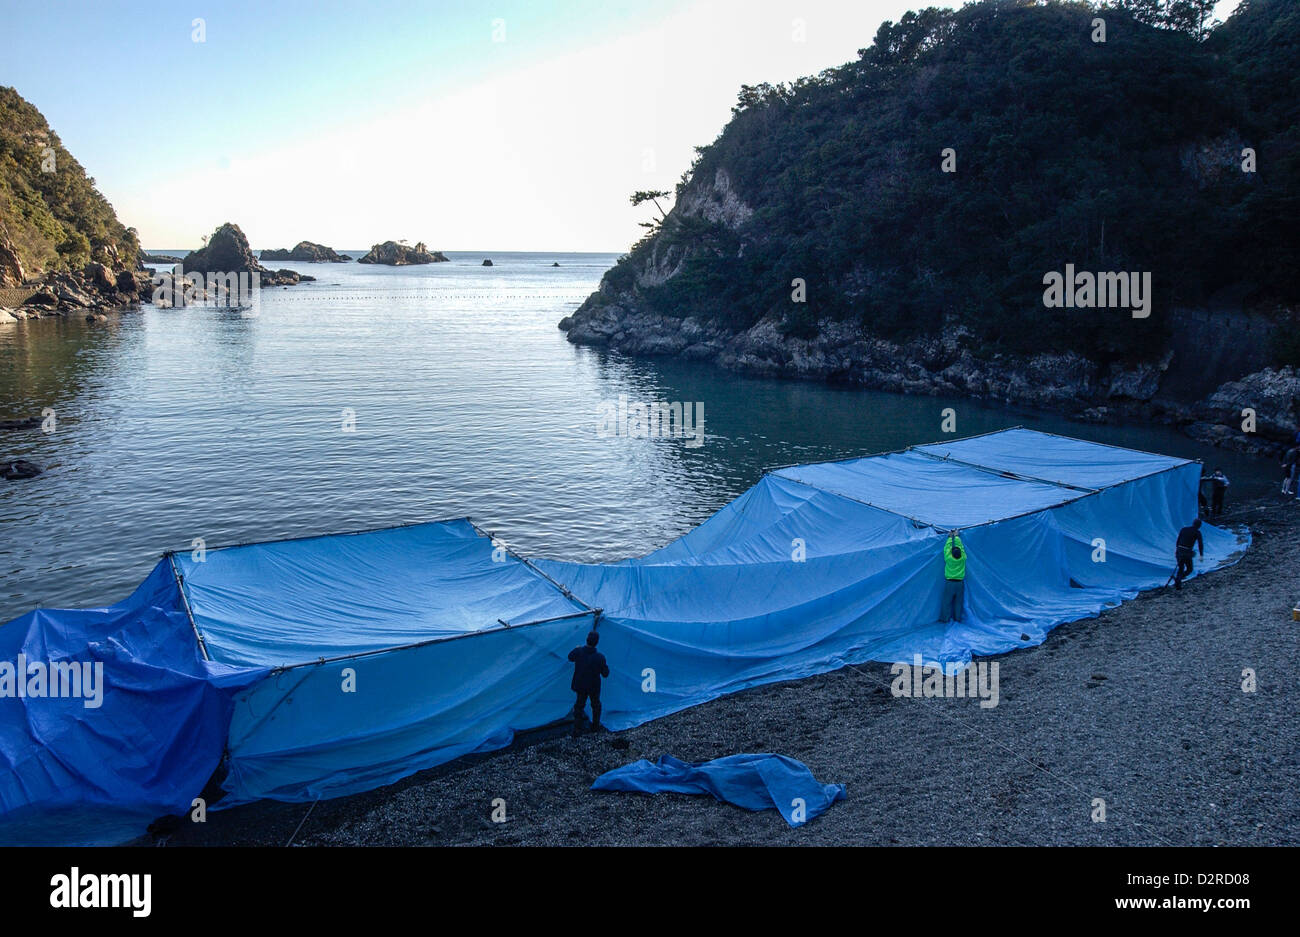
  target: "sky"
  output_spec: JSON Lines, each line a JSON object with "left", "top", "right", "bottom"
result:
{"left": 1, "top": 0, "right": 1244, "bottom": 252}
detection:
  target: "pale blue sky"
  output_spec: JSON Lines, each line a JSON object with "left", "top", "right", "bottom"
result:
{"left": 2, "top": 0, "right": 1242, "bottom": 251}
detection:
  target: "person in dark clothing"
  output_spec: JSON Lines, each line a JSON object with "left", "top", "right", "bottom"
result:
{"left": 568, "top": 630, "right": 609, "bottom": 735}
{"left": 1173, "top": 518, "right": 1204, "bottom": 591}
{"left": 1209, "top": 470, "right": 1230, "bottom": 518}
{"left": 1284, "top": 447, "right": 1300, "bottom": 496}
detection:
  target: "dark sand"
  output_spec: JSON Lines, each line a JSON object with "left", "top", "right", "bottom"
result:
{"left": 148, "top": 499, "right": 1298, "bottom": 847}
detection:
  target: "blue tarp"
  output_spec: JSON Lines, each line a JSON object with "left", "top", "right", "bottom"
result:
{"left": 0, "top": 429, "right": 1251, "bottom": 837}
{"left": 591, "top": 754, "right": 846, "bottom": 826}
{"left": 0, "top": 561, "right": 264, "bottom": 841}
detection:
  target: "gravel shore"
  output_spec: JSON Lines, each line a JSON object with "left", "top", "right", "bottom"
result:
{"left": 148, "top": 498, "right": 1298, "bottom": 847}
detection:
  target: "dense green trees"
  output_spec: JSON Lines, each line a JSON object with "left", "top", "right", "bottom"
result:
{"left": 611, "top": 0, "right": 1297, "bottom": 366}
{"left": 0, "top": 87, "right": 140, "bottom": 277}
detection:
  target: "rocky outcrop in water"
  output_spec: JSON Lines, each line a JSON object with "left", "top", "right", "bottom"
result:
{"left": 1, "top": 459, "right": 42, "bottom": 480}
{"left": 182, "top": 223, "right": 311, "bottom": 287}
{"left": 0, "top": 416, "right": 40, "bottom": 430}
{"left": 260, "top": 241, "right": 351, "bottom": 263}
{"left": 357, "top": 241, "right": 448, "bottom": 265}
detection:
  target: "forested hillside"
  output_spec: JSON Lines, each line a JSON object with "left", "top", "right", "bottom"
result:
{"left": 0, "top": 87, "right": 140, "bottom": 286}
{"left": 572, "top": 0, "right": 1298, "bottom": 368}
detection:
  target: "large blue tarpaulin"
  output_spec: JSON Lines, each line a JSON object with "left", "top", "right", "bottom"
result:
{"left": 0, "top": 429, "right": 1249, "bottom": 838}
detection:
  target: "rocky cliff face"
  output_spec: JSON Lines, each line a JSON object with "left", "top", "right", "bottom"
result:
{"left": 0, "top": 235, "right": 24, "bottom": 288}
{"left": 357, "top": 241, "right": 448, "bottom": 265}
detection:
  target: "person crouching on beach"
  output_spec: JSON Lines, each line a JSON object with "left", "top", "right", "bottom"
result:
{"left": 568, "top": 630, "right": 609, "bottom": 736}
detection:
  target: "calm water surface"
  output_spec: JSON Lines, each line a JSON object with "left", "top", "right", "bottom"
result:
{"left": 0, "top": 251, "right": 1275, "bottom": 622}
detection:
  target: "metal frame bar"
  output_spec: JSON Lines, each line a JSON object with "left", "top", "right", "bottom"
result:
{"left": 165, "top": 552, "right": 211, "bottom": 661}
{"left": 760, "top": 425, "right": 1026, "bottom": 474}
{"left": 466, "top": 520, "right": 596, "bottom": 612}
{"left": 910, "top": 450, "right": 1101, "bottom": 493}
{"left": 266, "top": 608, "right": 599, "bottom": 675}
{"left": 181, "top": 515, "right": 474, "bottom": 556}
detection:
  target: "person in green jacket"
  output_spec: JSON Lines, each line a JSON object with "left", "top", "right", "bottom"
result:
{"left": 941, "top": 529, "right": 967, "bottom": 623}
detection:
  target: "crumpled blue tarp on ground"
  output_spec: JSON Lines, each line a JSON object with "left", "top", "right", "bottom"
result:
{"left": 591, "top": 753, "right": 846, "bottom": 827}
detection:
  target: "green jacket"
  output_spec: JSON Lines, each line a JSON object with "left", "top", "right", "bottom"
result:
{"left": 944, "top": 535, "right": 966, "bottom": 580}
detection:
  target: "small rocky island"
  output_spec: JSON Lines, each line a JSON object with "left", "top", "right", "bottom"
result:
{"left": 259, "top": 241, "right": 351, "bottom": 263}
{"left": 357, "top": 241, "right": 448, "bottom": 265}
{"left": 182, "top": 223, "right": 313, "bottom": 287}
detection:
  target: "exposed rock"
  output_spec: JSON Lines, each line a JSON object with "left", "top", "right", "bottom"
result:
{"left": 482, "top": 259, "right": 493, "bottom": 266}
{"left": 357, "top": 241, "right": 449, "bottom": 265}
{"left": 561, "top": 301, "right": 1107, "bottom": 413}
{"left": 259, "top": 241, "right": 350, "bottom": 263}
{"left": 0, "top": 308, "right": 17, "bottom": 324}
{"left": 53, "top": 283, "right": 92, "bottom": 307}
{"left": 11, "top": 261, "right": 144, "bottom": 315}
{"left": 0, "top": 416, "right": 40, "bottom": 430}
{"left": 1107, "top": 351, "right": 1174, "bottom": 401}
{"left": 141, "top": 254, "right": 184, "bottom": 264}
{"left": 181, "top": 223, "right": 304, "bottom": 287}
{"left": 182, "top": 223, "right": 262, "bottom": 275}
{"left": 0, "top": 235, "right": 24, "bottom": 288}
{"left": 84, "top": 262, "right": 117, "bottom": 293}
{"left": 1, "top": 459, "right": 42, "bottom": 480}
{"left": 675, "top": 167, "right": 754, "bottom": 228}
{"left": 560, "top": 267, "right": 1300, "bottom": 452}
{"left": 552, "top": 262, "right": 561, "bottom": 267}
{"left": 1181, "top": 367, "right": 1300, "bottom": 454}
{"left": 23, "top": 288, "right": 58, "bottom": 308}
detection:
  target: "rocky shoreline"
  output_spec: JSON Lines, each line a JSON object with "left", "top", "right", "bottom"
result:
{"left": 1, "top": 222, "right": 314, "bottom": 323}
{"left": 559, "top": 300, "right": 1298, "bottom": 457}
{"left": 1, "top": 262, "right": 154, "bottom": 322}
